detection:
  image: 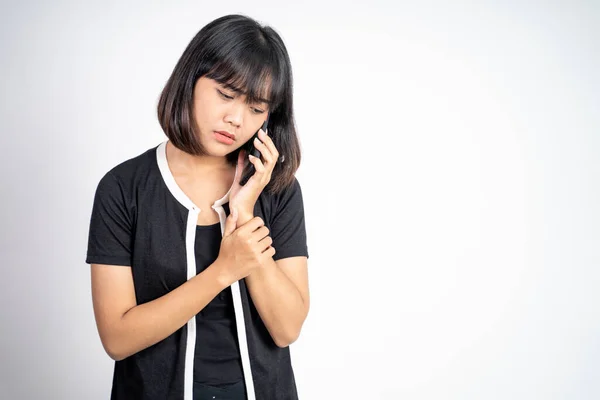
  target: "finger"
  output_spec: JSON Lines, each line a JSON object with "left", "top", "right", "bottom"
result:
{"left": 223, "top": 207, "right": 238, "bottom": 236}
{"left": 253, "top": 133, "right": 275, "bottom": 166}
{"left": 252, "top": 225, "right": 270, "bottom": 241}
{"left": 262, "top": 246, "right": 276, "bottom": 258}
{"left": 248, "top": 154, "right": 266, "bottom": 174}
{"left": 238, "top": 216, "right": 265, "bottom": 234}
{"left": 258, "top": 235, "right": 273, "bottom": 252}
{"left": 257, "top": 129, "right": 279, "bottom": 165}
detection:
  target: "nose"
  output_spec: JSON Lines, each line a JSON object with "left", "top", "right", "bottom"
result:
{"left": 224, "top": 102, "right": 244, "bottom": 128}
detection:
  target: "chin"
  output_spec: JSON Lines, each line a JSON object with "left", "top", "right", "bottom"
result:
{"left": 208, "top": 145, "right": 240, "bottom": 158}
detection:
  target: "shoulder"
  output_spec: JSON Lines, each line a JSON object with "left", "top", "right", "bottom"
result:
{"left": 106, "top": 145, "right": 158, "bottom": 183}
{"left": 95, "top": 145, "right": 159, "bottom": 194}
{"left": 90, "top": 145, "right": 160, "bottom": 216}
{"left": 273, "top": 176, "right": 303, "bottom": 206}
{"left": 260, "top": 176, "right": 305, "bottom": 216}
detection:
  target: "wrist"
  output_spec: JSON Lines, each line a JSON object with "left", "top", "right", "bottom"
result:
{"left": 210, "top": 258, "right": 234, "bottom": 288}
{"left": 237, "top": 210, "right": 254, "bottom": 225}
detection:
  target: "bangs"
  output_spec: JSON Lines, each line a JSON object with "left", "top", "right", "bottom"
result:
{"left": 205, "top": 49, "right": 286, "bottom": 110}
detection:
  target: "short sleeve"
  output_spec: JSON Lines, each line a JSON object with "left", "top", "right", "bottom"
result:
{"left": 270, "top": 177, "right": 309, "bottom": 261}
{"left": 85, "top": 171, "right": 134, "bottom": 266}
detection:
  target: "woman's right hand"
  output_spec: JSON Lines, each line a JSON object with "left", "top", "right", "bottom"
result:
{"left": 216, "top": 207, "right": 276, "bottom": 285}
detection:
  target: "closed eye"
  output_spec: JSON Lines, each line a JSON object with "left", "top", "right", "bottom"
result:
{"left": 217, "top": 89, "right": 234, "bottom": 100}
{"left": 218, "top": 89, "right": 266, "bottom": 114}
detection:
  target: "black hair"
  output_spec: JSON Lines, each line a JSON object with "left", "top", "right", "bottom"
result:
{"left": 157, "top": 14, "right": 301, "bottom": 194}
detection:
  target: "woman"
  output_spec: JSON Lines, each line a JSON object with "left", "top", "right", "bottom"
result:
{"left": 86, "top": 14, "right": 310, "bottom": 400}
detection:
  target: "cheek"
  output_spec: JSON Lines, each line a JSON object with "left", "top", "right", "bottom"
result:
{"left": 192, "top": 100, "right": 217, "bottom": 128}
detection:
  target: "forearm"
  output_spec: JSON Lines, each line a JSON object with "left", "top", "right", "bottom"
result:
{"left": 244, "top": 257, "right": 308, "bottom": 347}
{"left": 105, "top": 262, "right": 229, "bottom": 360}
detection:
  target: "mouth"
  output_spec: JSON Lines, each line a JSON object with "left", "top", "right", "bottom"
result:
{"left": 213, "top": 131, "right": 235, "bottom": 145}
{"left": 214, "top": 130, "right": 235, "bottom": 140}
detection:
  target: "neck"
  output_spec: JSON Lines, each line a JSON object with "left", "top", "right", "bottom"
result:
{"left": 166, "top": 141, "right": 231, "bottom": 174}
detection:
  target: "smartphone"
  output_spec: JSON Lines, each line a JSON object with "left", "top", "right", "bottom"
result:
{"left": 239, "top": 114, "right": 269, "bottom": 186}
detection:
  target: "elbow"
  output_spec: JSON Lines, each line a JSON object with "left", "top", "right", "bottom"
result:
{"left": 273, "top": 309, "right": 309, "bottom": 348}
{"left": 101, "top": 335, "right": 129, "bottom": 361}
{"left": 107, "top": 352, "right": 125, "bottom": 362}
{"left": 104, "top": 341, "right": 126, "bottom": 361}
{"left": 273, "top": 336, "right": 296, "bottom": 348}
{"left": 106, "top": 349, "right": 127, "bottom": 362}
{"left": 273, "top": 329, "right": 301, "bottom": 348}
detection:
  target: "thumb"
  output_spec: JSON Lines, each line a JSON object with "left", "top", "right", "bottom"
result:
{"left": 224, "top": 207, "right": 238, "bottom": 236}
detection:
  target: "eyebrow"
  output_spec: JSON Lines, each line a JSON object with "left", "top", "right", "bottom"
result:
{"left": 222, "top": 82, "right": 272, "bottom": 105}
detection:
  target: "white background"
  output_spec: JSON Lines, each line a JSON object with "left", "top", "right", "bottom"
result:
{"left": 1, "top": 1, "right": 599, "bottom": 399}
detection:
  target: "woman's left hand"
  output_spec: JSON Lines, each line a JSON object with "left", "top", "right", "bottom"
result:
{"left": 228, "top": 128, "right": 279, "bottom": 224}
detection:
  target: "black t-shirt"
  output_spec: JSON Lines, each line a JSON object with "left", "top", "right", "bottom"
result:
{"left": 85, "top": 141, "right": 309, "bottom": 400}
{"left": 193, "top": 221, "right": 243, "bottom": 386}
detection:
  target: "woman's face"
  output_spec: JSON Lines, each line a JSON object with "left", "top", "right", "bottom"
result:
{"left": 192, "top": 76, "right": 269, "bottom": 157}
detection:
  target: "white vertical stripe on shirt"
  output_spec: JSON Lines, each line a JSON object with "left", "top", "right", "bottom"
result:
{"left": 184, "top": 208, "right": 199, "bottom": 400}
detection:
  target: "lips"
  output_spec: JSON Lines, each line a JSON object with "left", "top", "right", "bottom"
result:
{"left": 214, "top": 131, "right": 235, "bottom": 140}
{"left": 214, "top": 131, "right": 234, "bottom": 145}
